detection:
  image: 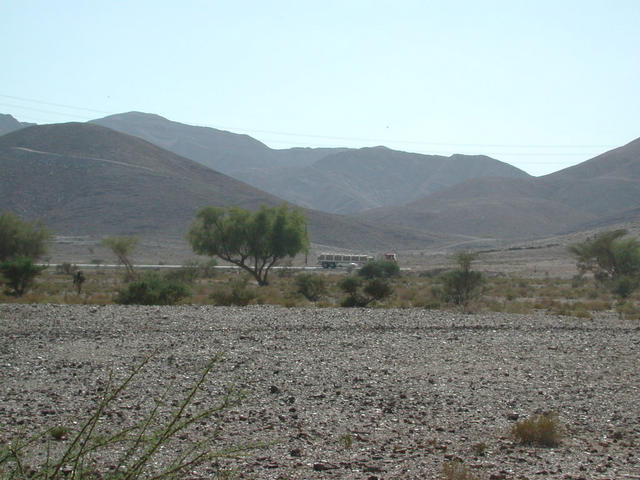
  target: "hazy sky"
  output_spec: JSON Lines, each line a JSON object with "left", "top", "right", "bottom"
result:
{"left": 3, "top": 1, "right": 639, "bottom": 176}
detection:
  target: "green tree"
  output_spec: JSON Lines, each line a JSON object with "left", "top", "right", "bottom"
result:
{"left": 0, "top": 211, "right": 51, "bottom": 261}
{"left": 103, "top": 236, "right": 138, "bottom": 277}
{"left": 569, "top": 229, "right": 640, "bottom": 295}
{"left": 187, "top": 204, "right": 309, "bottom": 286}
{"left": 0, "top": 256, "right": 47, "bottom": 296}
{"left": 441, "top": 251, "right": 484, "bottom": 307}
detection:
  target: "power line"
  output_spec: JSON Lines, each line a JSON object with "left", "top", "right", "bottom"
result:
{"left": 1, "top": 92, "right": 618, "bottom": 152}
{"left": 0, "top": 94, "right": 111, "bottom": 114}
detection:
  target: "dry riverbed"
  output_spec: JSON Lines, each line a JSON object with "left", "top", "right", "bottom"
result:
{"left": 1, "top": 304, "right": 639, "bottom": 479}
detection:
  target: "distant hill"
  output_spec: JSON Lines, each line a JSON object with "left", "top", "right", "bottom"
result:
{"left": 240, "top": 148, "right": 530, "bottom": 213}
{"left": 358, "top": 137, "right": 640, "bottom": 241}
{"left": 91, "top": 112, "right": 530, "bottom": 214}
{"left": 0, "top": 122, "right": 445, "bottom": 250}
{"left": 91, "top": 112, "right": 344, "bottom": 173}
{"left": 0, "top": 114, "right": 34, "bottom": 136}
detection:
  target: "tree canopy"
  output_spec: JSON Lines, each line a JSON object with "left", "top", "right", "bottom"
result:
{"left": 187, "top": 204, "right": 309, "bottom": 286}
{"left": 569, "top": 229, "right": 640, "bottom": 296}
{"left": 103, "top": 236, "right": 138, "bottom": 276}
{"left": 0, "top": 211, "right": 51, "bottom": 262}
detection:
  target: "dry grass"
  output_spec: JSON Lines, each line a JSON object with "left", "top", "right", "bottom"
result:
{"left": 2, "top": 266, "right": 638, "bottom": 319}
{"left": 512, "top": 413, "right": 561, "bottom": 447}
{"left": 441, "top": 460, "right": 483, "bottom": 480}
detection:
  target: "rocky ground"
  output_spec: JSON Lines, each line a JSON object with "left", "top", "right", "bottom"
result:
{"left": 1, "top": 304, "right": 639, "bottom": 479}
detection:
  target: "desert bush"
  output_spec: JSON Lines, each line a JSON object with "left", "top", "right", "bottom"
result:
{"left": 441, "top": 252, "right": 484, "bottom": 307}
{"left": 512, "top": 413, "right": 561, "bottom": 447}
{"left": 339, "top": 275, "right": 393, "bottom": 307}
{"left": 295, "top": 273, "right": 326, "bottom": 301}
{"left": 210, "top": 276, "right": 256, "bottom": 306}
{"left": 55, "top": 262, "right": 77, "bottom": 275}
{"left": 103, "top": 236, "right": 138, "bottom": 278}
{"left": 0, "top": 354, "right": 245, "bottom": 479}
{"left": 569, "top": 229, "right": 640, "bottom": 296}
{"left": 0, "top": 211, "right": 51, "bottom": 262}
{"left": 358, "top": 260, "right": 400, "bottom": 279}
{"left": 115, "top": 272, "right": 190, "bottom": 305}
{"left": 163, "top": 259, "right": 214, "bottom": 284}
{"left": 442, "top": 460, "right": 482, "bottom": 480}
{"left": 0, "top": 256, "right": 47, "bottom": 297}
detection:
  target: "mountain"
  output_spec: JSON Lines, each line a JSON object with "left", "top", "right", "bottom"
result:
{"left": 0, "top": 114, "right": 34, "bottom": 136}
{"left": 91, "top": 112, "right": 530, "bottom": 214}
{"left": 91, "top": 112, "right": 343, "bottom": 174}
{"left": 358, "top": 137, "right": 640, "bottom": 242}
{"left": 239, "top": 148, "right": 530, "bottom": 213}
{"left": 0, "top": 122, "right": 443, "bottom": 250}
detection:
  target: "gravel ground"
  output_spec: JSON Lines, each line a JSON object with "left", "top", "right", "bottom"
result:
{"left": 1, "top": 304, "right": 639, "bottom": 479}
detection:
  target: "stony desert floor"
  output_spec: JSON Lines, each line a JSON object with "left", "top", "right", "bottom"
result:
{"left": 1, "top": 304, "right": 639, "bottom": 479}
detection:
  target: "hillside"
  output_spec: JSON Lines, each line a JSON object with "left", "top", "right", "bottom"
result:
{"left": 91, "top": 112, "right": 530, "bottom": 214}
{"left": 0, "top": 122, "right": 444, "bottom": 250}
{"left": 240, "top": 148, "right": 530, "bottom": 213}
{"left": 358, "top": 138, "right": 640, "bottom": 241}
{"left": 0, "top": 113, "right": 33, "bottom": 136}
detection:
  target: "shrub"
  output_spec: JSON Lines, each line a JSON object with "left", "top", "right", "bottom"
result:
{"left": 0, "top": 211, "right": 51, "bottom": 262}
{"left": 442, "top": 460, "right": 481, "bottom": 480}
{"left": 210, "top": 276, "right": 256, "bottom": 306}
{"left": 295, "top": 273, "right": 326, "bottom": 301}
{"left": 358, "top": 260, "right": 400, "bottom": 279}
{"left": 164, "top": 259, "right": 208, "bottom": 284}
{"left": 512, "top": 413, "right": 560, "bottom": 447}
{"left": 0, "top": 255, "right": 47, "bottom": 296}
{"left": 339, "top": 275, "right": 393, "bottom": 307}
{"left": 441, "top": 252, "right": 484, "bottom": 307}
{"left": 115, "top": 272, "right": 190, "bottom": 305}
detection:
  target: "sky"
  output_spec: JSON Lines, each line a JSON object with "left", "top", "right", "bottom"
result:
{"left": 2, "top": 0, "right": 639, "bottom": 176}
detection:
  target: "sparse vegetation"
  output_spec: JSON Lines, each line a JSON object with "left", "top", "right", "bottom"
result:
{"left": 0, "top": 211, "right": 51, "bottom": 262}
{"left": 441, "top": 460, "right": 482, "bottom": 480}
{"left": 0, "top": 255, "right": 47, "bottom": 296}
{"left": 0, "top": 354, "right": 245, "bottom": 479}
{"left": 103, "top": 236, "right": 138, "bottom": 278}
{"left": 115, "top": 272, "right": 190, "bottom": 305}
{"left": 358, "top": 260, "right": 400, "bottom": 279}
{"left": 569, "top": 229, "right": 640, "bottom": 296}
{"left": 295, "top": 273, "right": 326, "bottom": 301}
{"left": 512, "top": 413, "right": 561, "bottom": 447}
{"left": 441, "top": 252, "right": 485, "bottom": 308}
{"left": 210, "top": 276, "right": 256, "bottom": 306}
{"left": 339, "top": 274, "right": 394, "bottom": 307}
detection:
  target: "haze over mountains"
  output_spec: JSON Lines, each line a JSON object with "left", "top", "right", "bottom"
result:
{"left": 91, "top": 112, "right": 530, "bottom": 214}
{"left": 0, "top": 122, "right": 444, "bottom": 250}
{"left": 1, "top": 111, "right": 639, "bottom": 252}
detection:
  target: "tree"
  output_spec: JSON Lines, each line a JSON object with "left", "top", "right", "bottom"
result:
{"left": 441, "top": 251, "right": 484, "bottom": 307}
{"left": 187, "top": 204, "right": 309, "bottom": 286}
{"left": 0, "top": 256, "right": 47, "bottom": 296}
{"left": 103, "top": 236, "right": 138, "bottom": 277}
{"left": 0, "top": 211, "right": 51, "bottom": 262}
{"left": 569, "top": 229, "right": 640, "bottom": 295}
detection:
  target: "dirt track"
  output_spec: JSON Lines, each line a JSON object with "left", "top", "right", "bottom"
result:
{"left": 1, "top": 304, "right": 639, "bottom": 479}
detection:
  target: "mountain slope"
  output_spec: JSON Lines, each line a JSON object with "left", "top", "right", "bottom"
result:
{"left": 0, "top": 122, "right": 443, "bottom": 250}
{"left": 357, "top": 137, "right": 640, "bottom": 241}
{"left": 91, "top": 112, "right": 531, "bottom": 214}
{"left": 0, "top": 114, "right": 33, "bottom": 136}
